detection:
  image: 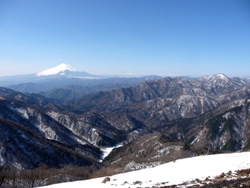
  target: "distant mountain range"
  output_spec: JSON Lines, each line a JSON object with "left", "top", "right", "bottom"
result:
{"left": 0, "top": 64, "right": 161, "bottom": 86}
{"left": 0, "top": 64, "right": 99, "bottom": 86}
{"left": 1, "top": 72, "right": 250, "bottom": 171}
{"left": 1, "top": 65, "right": 250, "bottom": 187}
{"left": 0, "top": 64, "right": 162, "bottom": 102}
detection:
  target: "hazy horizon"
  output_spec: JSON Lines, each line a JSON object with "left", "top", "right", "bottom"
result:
{"left": 1, "top": 0, "right": 249, "bottom": 77}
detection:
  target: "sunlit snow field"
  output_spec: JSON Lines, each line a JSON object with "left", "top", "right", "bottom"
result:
{"left": 39, "top": 151, "right": 250, "bottom": 188}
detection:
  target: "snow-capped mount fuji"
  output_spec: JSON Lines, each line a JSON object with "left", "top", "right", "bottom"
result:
{"left": 0, "top": 63, "right": 162, "bottom": 95}
{"left": 36, "top": 64, "right": 79, "bottom": 76}
{"left": 36, "top": 63, "right": 97, "bottom": 78}
{"left": 0, "top": 64, "right": 102, "bottom": 86}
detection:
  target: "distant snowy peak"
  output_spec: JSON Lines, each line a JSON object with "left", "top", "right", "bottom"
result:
{"left": 36, "top": 64, "right": 80, "bottom": 76}
{"left": 195, "top": 73, "right": 248, "bottom": 89}
{"left": 209, "top": 74, "right": 230, "bottom": 82}
{"left": 199, "top": 73, "right": 228, "bottom": 81}
{"left": 197, "top": 73, "right": 230, "bottom": 84}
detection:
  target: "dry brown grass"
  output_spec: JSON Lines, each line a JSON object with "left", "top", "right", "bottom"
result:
{"left": 90, "top": 167, "right": 116, "bottom": 178}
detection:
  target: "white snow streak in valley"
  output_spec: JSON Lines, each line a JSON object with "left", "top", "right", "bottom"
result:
{"left": 39, "top": 151, "right": 250, "bottom": 188}
{"left": 100, "top": 144, "right": 123, "bottom": 162}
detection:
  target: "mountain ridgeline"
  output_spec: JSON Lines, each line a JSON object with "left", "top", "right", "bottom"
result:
{"left": 67, "top": 74, "right": 250, "bottom": 150}
{"left": 1, "top": 73, "right": 250, "bottom": 172}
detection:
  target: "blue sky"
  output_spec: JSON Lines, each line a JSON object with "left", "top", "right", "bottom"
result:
{"left": 0, "top": 0, "right": 249, "bottom": 77}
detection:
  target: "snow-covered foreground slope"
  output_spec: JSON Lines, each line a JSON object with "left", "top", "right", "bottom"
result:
{"left": 39, "top": 152, "right": 250, "bottom": 188}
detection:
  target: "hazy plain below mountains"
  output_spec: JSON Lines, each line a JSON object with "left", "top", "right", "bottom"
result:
{"left": 1, "top": 64, "right": 250, "bottom": 173}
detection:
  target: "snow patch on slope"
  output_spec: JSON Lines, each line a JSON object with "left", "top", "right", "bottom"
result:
{"left": 39, "top": 152, "right": 250, "bottom": 188}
